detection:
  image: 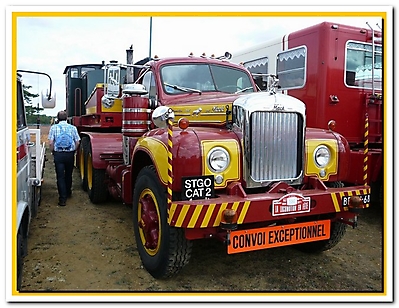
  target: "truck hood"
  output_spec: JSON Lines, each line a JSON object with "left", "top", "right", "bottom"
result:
{"left": 162, "top": 92, "right": 243, "bottom": 127}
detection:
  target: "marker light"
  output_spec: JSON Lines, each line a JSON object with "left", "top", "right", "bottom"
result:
{"left": 178, "top": 117, "right": 189, "bottom": 130}
{"left": 328, "top": 120, "right": 336, "bottom": 131}
{"left": 220, "top": 209, "right": 237, "bottom": 230}
{"left": 348, "top": 195, "right": 364, "bottom": 213}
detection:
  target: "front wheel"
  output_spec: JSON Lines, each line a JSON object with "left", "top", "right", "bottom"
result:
{"left": 294, "top": 221, "right": 347, "bottom": 253}
{"left": 132, "top": 166, "right": 192, "bottom": 278}
{"left": 17, "top": 228, "right": 27, "bottom": 291}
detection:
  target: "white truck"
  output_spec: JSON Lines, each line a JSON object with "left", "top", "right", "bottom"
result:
{"left": 16, "top": 70, "right": 55, "bottom": 290}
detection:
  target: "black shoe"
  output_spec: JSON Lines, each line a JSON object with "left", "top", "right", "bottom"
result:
{"left": 58, "top": 200, "right": 66, "bottom": 206}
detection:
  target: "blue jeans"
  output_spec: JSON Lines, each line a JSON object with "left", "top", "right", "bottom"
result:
{"left": 53, "top": 151, "right": 75, "bottom": 202}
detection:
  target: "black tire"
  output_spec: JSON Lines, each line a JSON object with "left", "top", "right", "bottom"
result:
{"left": 326, "top": 181, "right": 344, "bottom": 188}
{"left": 79, "top": 137, "right": 89, "bottom": 192}
{"left": 87, "top": 143, "right": 108, "bottom": 204}
{"left": 132, "top": 166, "right": 192, "bottom": 278}
{"left": 294, "top": 221, "right": 347, "bottom": 253}
{"left": 31, "top": 187, "right": 39, "bottom": 218}
{"left": 371, "top": 180, "right": 383, "bottom": 207}
{"left": 17, "top": 228, "right": 27, "bottom": 291}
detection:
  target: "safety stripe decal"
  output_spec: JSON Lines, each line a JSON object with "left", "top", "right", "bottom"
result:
{"left": 331, "top": 193, "right": 341, "bottom": 212}
{"left": 187, "top": 205, "right": 203, "bottom": 228}
{"left": 169, "top": 188, "right": 371, "bottom": 228}
{"left": 175, "top": 204, "right": 190, "bottom": 227}
{"left": 237, "top": 201, "right": 251, "bottom": 224}
{"left": 213, "top": 203, "right": 228, "bottom": 227}
{"left": 201, "top": 204, "right": 216, "bottom": 228}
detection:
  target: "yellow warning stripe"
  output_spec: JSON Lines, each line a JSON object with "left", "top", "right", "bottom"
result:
{"left": 331, "top": 193, "right": 341, "bottom": 212}
{"left": 201, "top": 204, "right": 216, "bottom": 228}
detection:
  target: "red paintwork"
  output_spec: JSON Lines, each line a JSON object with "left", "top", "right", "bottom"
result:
{"left": 66, "top": 55, "right": 367, "bottom": 242}
{"left": 72, "top": 86, "right": 122, "bottom": 130}
{"left": 179, "top": 180, "right": 369, "bottom": 240}
{"left": 123, "top": 96, "right": 152, "bottom": 136}
{"left": 283, "top": 22, "right": 383, "bottom": 185}
{"left": 79, "top": 132, "right": 123, "bottom": 169}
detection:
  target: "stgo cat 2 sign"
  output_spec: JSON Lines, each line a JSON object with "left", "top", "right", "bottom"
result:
{"left": 182, "top": 175, "right": 215, "bottom": 200}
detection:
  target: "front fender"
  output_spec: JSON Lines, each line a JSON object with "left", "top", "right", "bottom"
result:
{"left": 133, "top": 136, "right": 170, "bottom": 186}
{"left": 304, "top": 128, "right": 350, "bottom": 181}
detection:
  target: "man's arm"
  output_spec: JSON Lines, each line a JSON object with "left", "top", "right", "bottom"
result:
{"left": 48, "top": 126, "right": 55, "bottom": 152}
{"left": 49, "top": 140, "right": 54, "bottom": 152}
{"left": 73, "top": 127, "right": 80, "bottom": 151}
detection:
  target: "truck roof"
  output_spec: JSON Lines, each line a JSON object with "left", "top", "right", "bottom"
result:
{"left": 145, "top": 55, "right": 243, "bottom": 69}
{"left": 63, "top": 63, "right": 103, "bottom": 74}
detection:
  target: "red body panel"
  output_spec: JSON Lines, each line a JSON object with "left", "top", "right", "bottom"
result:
{"left": 82, "top": 132, "right": 123, "bottom": 169}
{"left": 285, "top": 22, "right": 382, "bottom": 145}
{"left": 281, "top": 22, "right": 382, "bottom": 186}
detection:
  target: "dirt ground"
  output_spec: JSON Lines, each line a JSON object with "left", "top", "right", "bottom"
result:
{"left": 19, "top": 145, "right": 385, "bottom": 300}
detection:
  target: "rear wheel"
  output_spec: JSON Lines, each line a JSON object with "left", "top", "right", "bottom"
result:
{"left": 294, "top": 221, "right": 347, "bottom": 253}
{"left": 87, "top": 143, "right": 108, "bottom": 204}
{"left": 31, "top": 186, "right": 40, "bottom": 218}
{"left": 79, "top": 137, "right": 89, "bottom": 192}
{"left": 132, "top": 166, "right": 192, "bottom": 278}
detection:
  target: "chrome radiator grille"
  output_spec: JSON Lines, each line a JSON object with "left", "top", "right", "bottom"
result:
{"left": 250, "top": 111, "right": 302, "bottom": 182}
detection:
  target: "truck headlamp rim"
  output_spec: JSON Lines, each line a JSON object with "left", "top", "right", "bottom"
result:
{"left": 314, "top": 145, "right": 331, "bottom": 168}
{"left": 207, "top": 147, "right": 230, "bottom": 173}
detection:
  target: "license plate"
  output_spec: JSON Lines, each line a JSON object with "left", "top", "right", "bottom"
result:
{"left": 228, "top": 220, "right": 330, "bottom": 254}
{"left": 342, "top": 194, "right": 371, "bottom": 206}
{"left": 272, "top": 193, "right": 311, "bottom": 216}
{"left": 182, "top": 175, "right": 214, "bottom": 201}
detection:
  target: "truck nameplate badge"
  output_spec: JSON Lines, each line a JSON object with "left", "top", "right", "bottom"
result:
{"left": 182, "top": 175, "right": 214, "bottom": 201}
{"left": 272, "top": 193, "right": 311, "bottom": 216}
{"left": 227, "top": 220, "right": 330, "bottom": 254}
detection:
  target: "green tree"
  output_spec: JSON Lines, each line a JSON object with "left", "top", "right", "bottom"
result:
{"left": 23, "top": 84, "right": 41, "bottom": 117}
{"left": 23, "top": 84, "right": 53, "bottom": 125}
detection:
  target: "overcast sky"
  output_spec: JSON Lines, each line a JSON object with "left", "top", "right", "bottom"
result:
{"left": 12, "top": 7, "right": 387, "bottom": 117}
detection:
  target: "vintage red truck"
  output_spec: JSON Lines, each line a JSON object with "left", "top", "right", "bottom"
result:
{"left": 232, "top": 21, "right": 383, "bottom": 203}
{"left": 63, "top": 47, "right": 370, "bottom": 278}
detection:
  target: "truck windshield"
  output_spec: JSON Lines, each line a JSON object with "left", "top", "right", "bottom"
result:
{"left": 161, "top": 63, "right": 254, "bottom": 95}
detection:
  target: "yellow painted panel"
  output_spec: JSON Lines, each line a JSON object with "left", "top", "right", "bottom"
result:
{"left": 305, "top": 139, "right": 338, "bottom": 181}
{"left": 201, "top": 140, "right": 240, "bottom": 188}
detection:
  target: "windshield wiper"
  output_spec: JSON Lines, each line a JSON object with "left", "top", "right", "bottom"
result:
{"left": 235, "top": 87, "right": 254, "bottom": 94}
{"left": 164, "top": 82, "right": 202, "bottom": 94}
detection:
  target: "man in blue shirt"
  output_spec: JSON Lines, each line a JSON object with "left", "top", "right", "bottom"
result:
{"left": 48, "top": 110, "right": 80, "bottom": 206}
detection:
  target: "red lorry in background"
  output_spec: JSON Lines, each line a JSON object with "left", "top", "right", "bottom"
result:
{"left": 63, "top": 47, "right": 370, "bottom": 279}
{"left": 232, "top": 21, "right": 383, "bottom": 203}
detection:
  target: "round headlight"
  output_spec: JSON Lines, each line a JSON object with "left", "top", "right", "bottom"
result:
{"left": 314, "top": 145, "right": 331, "bottom": 168}
{"left": 207, "top": 147, "right": 230, "bottom": 172}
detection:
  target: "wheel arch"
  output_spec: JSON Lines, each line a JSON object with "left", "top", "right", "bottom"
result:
{"left": 131, "top": 137, "right": 169, "bottom": 188}
{"left": 80, "top": 132, "right": 123, "bottom": 169}
{"left": 17, "top": 201, "right": 31, "bottom": 242}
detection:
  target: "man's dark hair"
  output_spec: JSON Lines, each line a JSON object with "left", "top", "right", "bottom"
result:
{"left": 57, "top": 110, "right": 68, "bottom": 121}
